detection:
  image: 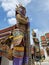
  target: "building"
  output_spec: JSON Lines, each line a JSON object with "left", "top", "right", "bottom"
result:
{"left": 41, "top": 36, "right": 47, "bottom": 47}
{"left": 40, "top": 33, "right": 49, "bottom": 59}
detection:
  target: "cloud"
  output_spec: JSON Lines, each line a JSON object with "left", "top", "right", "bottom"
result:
{"left": 1, "top": 2, "right": 17, "bottom": 11}
{"left": 7, "top": 10, "right": 15, "bottom": 17}
{"left": 1, "top": 0, "right": 31, "bottom": 11}
{"left": 1, "top": 0, "right": 31, "bottom": 25}
{"left": 8, "top": 18, "right": 17, "bottom": 25}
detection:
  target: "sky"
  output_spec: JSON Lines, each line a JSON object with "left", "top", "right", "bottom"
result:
{"left": 0, "top": 0, "right": 49, "bottom": 44}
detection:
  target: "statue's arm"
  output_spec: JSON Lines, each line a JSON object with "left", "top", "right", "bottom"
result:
{"left": 16, "top": 14, "right": 28, "bottom": 24}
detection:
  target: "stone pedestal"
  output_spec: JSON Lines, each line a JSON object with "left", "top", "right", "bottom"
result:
{"left": 1, "top": 56, "right": 13, "bottom": 65}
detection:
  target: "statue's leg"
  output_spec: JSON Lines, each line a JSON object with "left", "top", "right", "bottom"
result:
{"left": 13, "top": 57, "right": 23, "bottom": 65}
{"left": 13, "top": 47, "right": 24, "bottom": 65}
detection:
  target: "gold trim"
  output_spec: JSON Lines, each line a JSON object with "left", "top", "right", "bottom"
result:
{"left": 9, "top": 36, "right": 13, "bottom": 38}
{"left": 14, "top": 47, "right": 24, "bottom": 51}
{"left": 13, "top": 35, "right": 23, "bottom": 40}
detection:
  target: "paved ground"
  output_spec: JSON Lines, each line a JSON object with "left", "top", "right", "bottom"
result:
{"left": 34, "top": 62, "right": 49, "bottom": 65}
{"left": 41, "top": 62, "right": 49, "bottom": 65}
{"left": 1, "top": 57, "right": 49, "bottom": 65}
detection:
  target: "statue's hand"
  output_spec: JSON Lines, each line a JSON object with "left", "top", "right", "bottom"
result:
{"left": 16, "top": 14, "right": 28, "bottom": 24}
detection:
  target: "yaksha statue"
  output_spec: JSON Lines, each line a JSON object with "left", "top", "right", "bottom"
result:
{"left": 13, "top": 5, "right": 30, "bottom": 65}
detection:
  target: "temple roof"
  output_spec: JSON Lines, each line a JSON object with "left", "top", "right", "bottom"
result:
{"left": 0, "top": 25, "right": 17, "bottom": 40}
{"left": 0, "top": 24, "right": 17, "bottom": 34}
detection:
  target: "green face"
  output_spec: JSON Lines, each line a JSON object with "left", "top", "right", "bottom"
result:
{"left": 13, "top": 29, "right": 24, "bottom": 37}
{"left": 12, "top": 29, "right": 24, "bottom": 46}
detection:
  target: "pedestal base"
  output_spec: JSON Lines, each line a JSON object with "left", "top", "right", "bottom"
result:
{"left": 1, "top": 56, "right": 13, "bottom": 65}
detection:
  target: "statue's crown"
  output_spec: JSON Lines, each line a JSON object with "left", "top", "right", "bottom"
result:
{"left": 16, "top": 4, "right": 26, "bottom": 15}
